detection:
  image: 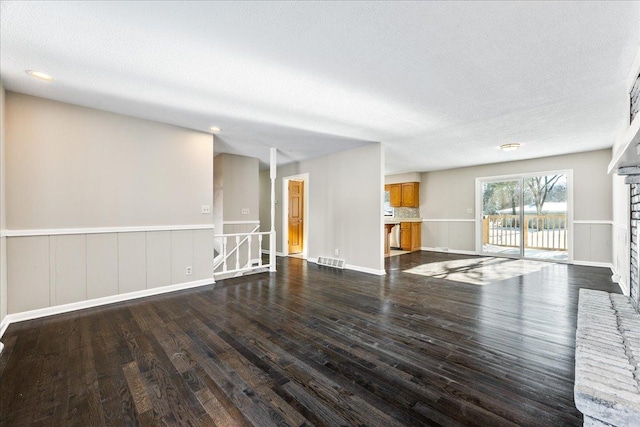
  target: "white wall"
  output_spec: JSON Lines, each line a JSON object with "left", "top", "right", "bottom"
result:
{"left": 421, "top": 149, "right": 613, "bottom": 264}
{"left": 261, "top": 144, "right": 384, "bottom": 274}
{"left": 612, "top": 171, "right": 630, "bottom": 294}
{"left": 385, "top": 172, "right": 421, "bottom": 184}
{"left": 0, "top": 84, "right": 7, "bottom": 327}
{"left": 609, "top": 45, "right": 640, "bottom": 297}
{"left": 4, "top": 93, "right": 214, "bottom": 316}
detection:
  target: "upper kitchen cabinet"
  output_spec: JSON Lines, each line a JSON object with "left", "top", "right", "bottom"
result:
{"left": 386, "top": 184, "right": 402, "bottom": 207}
{"left": 401, "top": 182, "right": 419, "bottom": 207}
{"left": 386, "top": 182, "right": 420, "bottom": 208}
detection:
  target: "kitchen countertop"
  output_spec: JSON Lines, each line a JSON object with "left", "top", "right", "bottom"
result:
{"left": 384, "top": 218, "right": 423, "bottom": 224}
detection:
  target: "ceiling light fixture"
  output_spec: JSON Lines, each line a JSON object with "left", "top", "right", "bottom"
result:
{"left": 209, "top": 126, "right": 221, "bottom": 133}
{"left": 25, "top": 70, "right": 56, "bottom": 82}
{"left": 499, "top": 143, "right": 521, "bottom": 152}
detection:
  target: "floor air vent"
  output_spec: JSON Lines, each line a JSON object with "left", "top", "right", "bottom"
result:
{"left": 316, "top": 256, "right": 345, "bottom": 269}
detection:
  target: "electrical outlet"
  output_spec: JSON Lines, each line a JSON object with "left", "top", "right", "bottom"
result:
{"left": 201, "top": 205, "right": 211, "bottom": 214}
{"left": 467, "top": 208, "right": 473, "bottom": 214}
{"left": 335, "top": 248, "right": 340, "bottom": 256}
{"left": 241, "top": 208, "right": 250, "bottom": 215}
{"left": 186, "top": 266, "right": 193, "bottom": 276}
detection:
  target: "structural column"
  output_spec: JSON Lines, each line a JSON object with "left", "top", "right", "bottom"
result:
{"left": 269, "top": 147, "right": 277, "bottom": 272}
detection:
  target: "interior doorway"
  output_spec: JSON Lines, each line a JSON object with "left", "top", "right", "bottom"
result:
{"left": 288, "top": 180, "right": 304, "bottom": 254}
{"left": 283, "top": 174, "right": 309, "bottom": 259}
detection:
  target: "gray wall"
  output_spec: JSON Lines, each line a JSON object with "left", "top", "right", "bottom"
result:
{"left": 261, "top": 144, "right": 384, "bottom": 273}
{"left": 1, "top": 84, "right": 7, "bottom": 323}
{"left": 6, "top": 93, "right": 214, "bottom": 229}
{"left": 4, "top": 93, "right": 214, "bottom": 315}
{"left": 216, "top": 154, "right": 259, "bottom": 224}
{"left": 421, "top": 149, "right": 613, "bottom": 264}
{"left": 214, "top": 154, "right": 261, "bottom": 266}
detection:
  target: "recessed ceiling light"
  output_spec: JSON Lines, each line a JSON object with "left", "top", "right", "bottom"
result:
{"left": 209, "top": 126, "right": 221, "bottom": 133}
{"left": 25, "top": 70, "right": 56, "bottom": 82}
{"left": 499, "top": 143, "right": 521, "bottom": 152}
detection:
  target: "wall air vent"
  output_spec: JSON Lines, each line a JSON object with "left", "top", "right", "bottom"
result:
{"left": 631, "top": 72, "right": 640, "bottom": 125}
{"left": 316, "top": 256, "right": 345, "bottom": 269}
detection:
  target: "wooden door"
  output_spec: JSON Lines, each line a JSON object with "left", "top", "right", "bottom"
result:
{"left": 288, "top": 180, "right": 304, "bottom": 254}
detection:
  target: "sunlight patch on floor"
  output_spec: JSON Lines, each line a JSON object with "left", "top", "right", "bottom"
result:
{"left": 404, "top": 257, "right": 549, "bottom": 285}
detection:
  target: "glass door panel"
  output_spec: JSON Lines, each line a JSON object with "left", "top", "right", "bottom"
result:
{"left": 481, "top": 180, "right": 522, "bottom": 257}
{"left": 523, "top": 174, "right": 568, "bottom": 260}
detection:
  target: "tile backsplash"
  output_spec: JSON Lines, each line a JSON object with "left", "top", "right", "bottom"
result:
{"left": 394, "top": 207, "right": 420, "bottom": 218}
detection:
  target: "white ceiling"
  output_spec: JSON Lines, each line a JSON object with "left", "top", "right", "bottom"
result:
{"left": 1, "top": 1, "right": 638, "bottom": 173}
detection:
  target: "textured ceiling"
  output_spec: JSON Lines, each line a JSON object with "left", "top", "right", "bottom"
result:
{"left": 1, "top": 1, "right": 638, "bottom": 173}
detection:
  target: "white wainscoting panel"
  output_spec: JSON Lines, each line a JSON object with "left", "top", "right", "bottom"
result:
{"left": 5, "top": 227, "right": 215, "bottom": 318}
{"left": 146, "top": 231, "right": 172, "bottom": 289}
{"left": 422, "top": 220, "right": 475, "bottom": 252}
{"left": 171, "top": 230, "right": 194, "bottom": 285}
{"left": 574, "top": 223, "right": 613, "bottom": 264}
{"left": 86, "top": 233, "right": 119, "bottom": 299}
{"left": 118, "top": 232, "right": 147, "bottom": 294}
{"left": 7, "top": 236, "right": 50, "bottom": 313}
{"left": 53, "top": 234, "right": 87, "bottom": 305}
{"left": 193, "top": 229, "right": 214, "bottom": 281}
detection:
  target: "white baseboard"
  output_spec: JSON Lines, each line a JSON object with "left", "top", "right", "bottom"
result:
{"left": 571, "top": 260, "right": 615, "bottom": 270}
{"left": 307, "top": 257, "right": 385, "bottom": 276}
{"left": 346, "top": 264, "right": 386, "bottom": 276}
{"left": 261, "top": 249, "right": 285, "bottom": 257}
{"left": 603, "top": 262, "right": 629, "bottom": 296}
{"left": 0, "top": 278, "right": 215, "bottom": 339}
{"left": 0, "top": 314, "right": 8, "bottom": 347}
{"left": 421, "top": 247, "right": 478, "bottom": 256}
{"left": 572, "top": 261, "right": 626, "bottom": 294}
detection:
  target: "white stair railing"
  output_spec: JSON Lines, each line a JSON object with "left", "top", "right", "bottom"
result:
{"left": 214, "top": 224, "right": 260, "bottom": 271}
{"left": 214, "top": 227, "right": 272, "bottom": 279}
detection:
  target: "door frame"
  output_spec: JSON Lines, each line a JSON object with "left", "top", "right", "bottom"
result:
{"left": 282, "top": 173, "right": 309, "bottom": 259}
{"left": 475, "top": 169, "right": 573, "bottom": 262}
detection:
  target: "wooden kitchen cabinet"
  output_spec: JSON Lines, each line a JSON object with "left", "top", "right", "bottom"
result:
{"left": 400, "top": 222, "right": 422, "bottom": 251}
{"left": 400, "top": 222, "right": 412, "bottom": 251}
{"left": 411, "top": 222, "right": 421, "bottom": 251}
{"left": 401, "top": 182, "right": 419, "bottom": 208}
{"left": 386, "top": 182, "right": 419, "bottom": 208}
{"left": 386, "top": 184, "right": 402, "bottom": 207}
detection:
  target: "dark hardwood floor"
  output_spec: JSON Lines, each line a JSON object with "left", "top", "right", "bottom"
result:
{"left": 0, "top": 251, "right": 621, "bottom": 426}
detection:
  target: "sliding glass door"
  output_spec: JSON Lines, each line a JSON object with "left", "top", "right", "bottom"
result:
{"left": 481, "top": 179, "right": 522, "bottom": 256}
{"left": 523, "top": 175, "right": 568, "bottom": 260}
{"left": 479, "top": 172, "right": 569, "bottom": 261}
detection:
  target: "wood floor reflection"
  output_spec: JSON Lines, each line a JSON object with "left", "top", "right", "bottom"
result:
{"left": 0, "top": 251, "right": 621, "bottom": 426}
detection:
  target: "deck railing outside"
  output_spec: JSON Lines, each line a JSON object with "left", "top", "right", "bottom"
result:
{"left": 482, "top": 214, "right": 567, "bottom": 251}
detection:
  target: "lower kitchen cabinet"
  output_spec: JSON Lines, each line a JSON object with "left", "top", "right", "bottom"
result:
{"left": 400, "top": 222, "right": 422, "bottom": 252}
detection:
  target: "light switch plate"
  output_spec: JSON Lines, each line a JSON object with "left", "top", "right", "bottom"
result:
{"left": 467, "top": 208, "right": 473, "bottom": 214}
{"left": 201, "top": 205, "right": 211, "bottom": 214}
